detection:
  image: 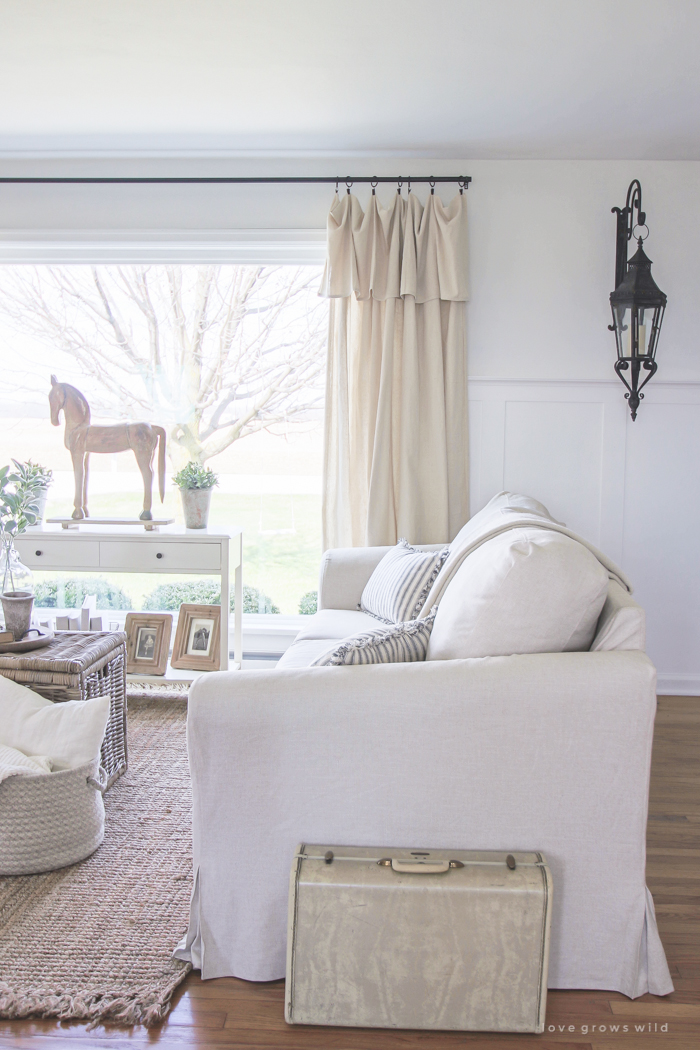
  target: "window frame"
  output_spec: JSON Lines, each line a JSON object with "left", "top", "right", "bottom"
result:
{"left": 0, "top": 229, "right": 327, "bottom": 658}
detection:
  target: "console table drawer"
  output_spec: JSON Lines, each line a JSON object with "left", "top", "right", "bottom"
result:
{"left": 16, "top": 538, "right": 100, "bottom": 569}
{"left": 99, "top": 540, "right": 222, "bottom": 572}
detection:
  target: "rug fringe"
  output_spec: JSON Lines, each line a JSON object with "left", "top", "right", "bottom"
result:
{"left": 0, "top": 962, "right": 191, "bottom": 1029}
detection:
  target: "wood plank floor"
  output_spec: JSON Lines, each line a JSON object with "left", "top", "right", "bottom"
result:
{"left": 2, "top": 695, "right": 698, "bottom": 1050}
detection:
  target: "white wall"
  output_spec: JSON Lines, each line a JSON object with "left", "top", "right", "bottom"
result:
{"left": 1, "top": 156, "right": 698, "bottom": 690}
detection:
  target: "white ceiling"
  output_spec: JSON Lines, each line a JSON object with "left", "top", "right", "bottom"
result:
{"left": 1, "top": 0, "right": 699, "bottom": 159}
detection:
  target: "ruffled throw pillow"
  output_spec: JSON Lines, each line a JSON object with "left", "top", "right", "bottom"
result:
{"left": 311, "top": 613, "right": 436, "bottom": 666}
{"left": 360, "top": 540, "right": 448, "bottom": 623}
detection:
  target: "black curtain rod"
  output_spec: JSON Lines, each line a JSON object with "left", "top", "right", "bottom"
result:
{"left": 0, "top": 175, "right": 470, "bottom": 186}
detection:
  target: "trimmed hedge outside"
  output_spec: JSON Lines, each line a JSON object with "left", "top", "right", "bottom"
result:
{"left": 142, "top": 580, "right": 280, "bottom": 614}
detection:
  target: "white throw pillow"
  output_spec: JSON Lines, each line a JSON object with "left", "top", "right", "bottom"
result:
{"left": 427, "top": 528, "right": 609, "bottom": 660}
{"left": 360, "top": 540, "right": 448, "bottom": 623}
{"left": 312, "top": 614, "right": 436, "bottom": 666}
{"left": 0, "top": 675, "right": 111, "bottom": 771}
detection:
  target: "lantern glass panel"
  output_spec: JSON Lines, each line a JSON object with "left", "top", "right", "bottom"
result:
{"left": 613, "top": 304, "right": 631, "bottom": 360}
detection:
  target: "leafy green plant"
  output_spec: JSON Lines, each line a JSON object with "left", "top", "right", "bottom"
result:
{"left": 33, "top": 577, "right": 133, "bottom": 610}
{"left": 142, "top": 580, "right": 280, "bottom": 614}
{"left": 298, "top": 590, "right": 318, "bottom": 615}
{"left": 19, "top": 460, "right": 53, "bottom": 487}
{"left": 172, "top": 462, "right": 219, "bottom": 490}
{"left": 0, "top": 460, "right": 43, "bottom": 540}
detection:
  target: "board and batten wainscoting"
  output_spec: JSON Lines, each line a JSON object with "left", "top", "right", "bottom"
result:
{"left": 468, "top": 377, "right": 700, "bottom": 696}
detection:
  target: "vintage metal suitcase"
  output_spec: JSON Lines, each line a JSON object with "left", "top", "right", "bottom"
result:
{"left": 286, "top": 844, "right": 552, "bottom": 1033}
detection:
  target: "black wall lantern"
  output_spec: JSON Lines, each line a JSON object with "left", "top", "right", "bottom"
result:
{"left": 609, "top": 180, "right": 667, "bottom": 420}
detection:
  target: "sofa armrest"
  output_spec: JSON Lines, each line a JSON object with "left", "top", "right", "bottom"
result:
{"left": 318, "top": 543, "right": 447, "bottom": 610}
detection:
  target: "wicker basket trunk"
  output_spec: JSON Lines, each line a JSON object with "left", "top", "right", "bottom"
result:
{"left": 0, "top": 758, "right": 105, "bottom": 875}
{"left": 0, "top": 632, "right": 127, "bottom": 789}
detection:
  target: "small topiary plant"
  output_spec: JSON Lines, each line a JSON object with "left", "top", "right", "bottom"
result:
{"left": 33, "top": 576, "right": 133, "bottom": 610}
{"left": 20, "top": 460, "right": 53, "bottom": 488}
{"left": 172, "top": 462, "right": 218, "bottom": 490}
{"left": 298, "top": 591, "right": 318, "bottom": 615}
{"left": 142, "top": 580, "right": 280, "bottom": 614}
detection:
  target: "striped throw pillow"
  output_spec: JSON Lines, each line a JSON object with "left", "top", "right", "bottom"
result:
{"left": 311, "top": 613, "right": 436, "bottom": 666}
{"left": 360, "top": 540, "right": 449, "bottom": 623}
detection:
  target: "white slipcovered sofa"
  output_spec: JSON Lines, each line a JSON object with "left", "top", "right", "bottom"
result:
{"left": 176, "top": 493, "right": 673, "bottom": 1000}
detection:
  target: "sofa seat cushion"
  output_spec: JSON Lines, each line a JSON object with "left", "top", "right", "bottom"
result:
{"left": 295, "top": 609, "right": 380, "bottom": 642}
{"left": 427, "top": 527, "right": 609, "bottom": 661}
{"left": 276, "top": 639, "right": 342, "bottom": 669}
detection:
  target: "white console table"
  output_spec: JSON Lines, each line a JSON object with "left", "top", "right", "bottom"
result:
{"left": 15, "top": 525, "right": 242, "bottom": 682}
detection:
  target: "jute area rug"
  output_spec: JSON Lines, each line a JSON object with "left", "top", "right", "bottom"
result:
{"left": 0, "top": 695, "right": 192, "bottom": 1028}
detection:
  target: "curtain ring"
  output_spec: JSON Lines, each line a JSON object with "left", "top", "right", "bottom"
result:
{"left": 407, "top": 177, "right": 411, "bottom": 195}
{"left": 345, "top": 177, "right": 353, "bottom": 195}
{"left": 430, "top": 177, "right": 435, "bottom": 195}
{"left": 459, "top": 177, "right": 465, "bottom": 195}
{"left": 397, "top": 178, "right": 403, "bottom": 196}
{"left": 335, "top": 178, "right": 339, "bottom": 195}
{"left": 371, "top": 177, "right": 378, "bottom": 196}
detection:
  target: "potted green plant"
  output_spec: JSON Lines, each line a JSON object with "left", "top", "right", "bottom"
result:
{"left": 172, "top": 462, "right": 218, "bottom": 529}
{"left": 0, "top": 461, "right": 43, "bottom": 639}
{"left": 19, "top": 460, "right": 53, "bottom": 523}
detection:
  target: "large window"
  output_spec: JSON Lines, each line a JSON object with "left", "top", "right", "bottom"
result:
{"left": 0, "top": 263, "right": 327, "bottom": 617}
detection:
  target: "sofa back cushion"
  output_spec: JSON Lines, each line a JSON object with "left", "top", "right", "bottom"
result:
{"left": 590, "top": 580, "right": 646, "bottom": 652}
{"left": 427, "top": 528, "right": 609, "bottom": 661}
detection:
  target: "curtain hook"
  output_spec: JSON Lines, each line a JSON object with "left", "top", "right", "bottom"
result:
{"left": 335, "top": 177, "right": 339, "bottom": 195}
{"left": 397, "top": 178, "right": 403, "bottom": 196}
{"left": 459, "top": 177, "right": 465, "bottom": 195}
{"left": 345, "top": 177, "right": 352, "bottom": 195}
{"left": 371, "top": 177, "right": 378, "bottom": 196}
{"left": 430, "top": 177, "right": 435, "bottom": 195}
{"left": 407, "top": 177, "right": 411, "bottom": 195}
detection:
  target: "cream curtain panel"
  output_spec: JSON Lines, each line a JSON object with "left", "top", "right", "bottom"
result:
{"left": 320, "top": 190, "right": 469, "bottom": 550}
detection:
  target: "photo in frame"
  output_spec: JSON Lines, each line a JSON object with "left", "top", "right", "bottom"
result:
{"left": 124, "top": 613, "right": 173, "bottom": 675}
{"left": 170, "top": 603, "right": 221, "bottom": 672}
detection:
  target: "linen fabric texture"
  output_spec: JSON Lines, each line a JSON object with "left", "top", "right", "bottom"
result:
{"left": 179, "top": 650, "right": 672, "bottom": 1000}
{"left": 360, "top": 540, "right": 448, "bottom": 623}
{"left": 311, "top": 614, "right": 435, "bottom": 666}
{"left": 427, "top": 528, "right": 609, "bottom": 661}
{"left": 321, "top": 191, "right": 469, "bottom": 549}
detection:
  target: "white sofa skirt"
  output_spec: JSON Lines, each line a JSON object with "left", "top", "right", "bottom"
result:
{"left": 176, "top": 649, "right": 673, "bottom": 999}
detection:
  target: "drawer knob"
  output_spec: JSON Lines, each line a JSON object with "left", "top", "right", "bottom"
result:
{"left": 156, "top": 552, "right": 163, "bottom": 559}
{"left": 35, "top": 550, "right": 42, "bottom": 557}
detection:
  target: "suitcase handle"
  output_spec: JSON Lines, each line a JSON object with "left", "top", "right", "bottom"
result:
{"left": 388, "top": 859, "right": 451, "bottom": 874}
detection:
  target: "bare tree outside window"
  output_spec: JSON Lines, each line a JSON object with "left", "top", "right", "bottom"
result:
{"left": 0, "top": 264, "right": 327, "bottom": 468}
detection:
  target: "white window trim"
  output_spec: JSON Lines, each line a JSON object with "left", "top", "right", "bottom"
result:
{"left": 0, "top": 228, "right": 326, "bottom": 265}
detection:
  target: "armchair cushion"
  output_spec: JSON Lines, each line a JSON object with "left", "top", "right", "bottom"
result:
{"left": 428, "top": 528, "right": 609, "bottom": 661}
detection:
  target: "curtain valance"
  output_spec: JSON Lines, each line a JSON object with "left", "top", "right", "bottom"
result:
{"left": 320, "top": 191, "right": 470, "bottom": 549}
{"left": 320, "top": 192, "right": 469, "bottom": 304}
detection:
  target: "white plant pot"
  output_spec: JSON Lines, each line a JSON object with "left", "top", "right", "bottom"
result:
{"left": 180, "top": 487, "right": 212, "bottom": 529}
{"left": 35, "top": 487, "right": 49, "bottom": 524}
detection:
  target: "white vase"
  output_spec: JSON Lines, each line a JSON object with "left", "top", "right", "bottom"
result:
{"left": 180, "top": 487, "right": 212, "bottom": 529}
{"left": 34, "top": 486, "right": 50, "bottom": 524}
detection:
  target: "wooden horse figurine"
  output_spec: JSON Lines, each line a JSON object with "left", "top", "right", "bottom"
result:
{"left": 49, "top": 376, "right": 166, "bottom": 521}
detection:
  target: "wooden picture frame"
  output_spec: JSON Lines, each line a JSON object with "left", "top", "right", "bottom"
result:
{"left": 170, "top": 604, "right": 221, "bottom": 672}
{"left": 125, "top": 613, "right": 173, "bottom": 675}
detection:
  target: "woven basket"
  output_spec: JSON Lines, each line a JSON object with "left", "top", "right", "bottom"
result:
{"left": 0, "top": 632, "right": 127, "bottom": 789}
{"left": 0, "top": 759, "right": 106, "bottom": 875}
